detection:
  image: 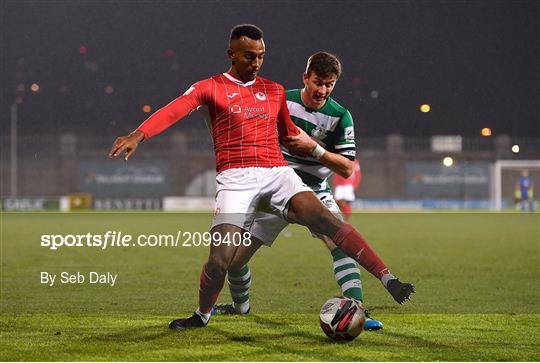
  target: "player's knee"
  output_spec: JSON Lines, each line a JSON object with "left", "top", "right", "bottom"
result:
{"left": 206, "top": 257, "right": 228, "bottom": 278}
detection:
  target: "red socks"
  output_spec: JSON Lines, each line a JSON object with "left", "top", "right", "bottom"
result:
{"left": 198, "top": 263, "right": 226, "bottom": 314}
{"left": 332, "top": 223, "right": 390, "bottom": 279}
{"left": 198, "top": 224, "right": 390, "bottom": 314}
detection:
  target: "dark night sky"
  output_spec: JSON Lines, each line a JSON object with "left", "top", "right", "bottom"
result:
{"left": 2, "top": 0, "right": 539, "bottom": 138}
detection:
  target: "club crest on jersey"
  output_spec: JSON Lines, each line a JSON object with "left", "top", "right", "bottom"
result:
{"left": 255, "top": 92, "right": 267, "bottom": 101}
{"left": 311, "top": 126, "right": 327, "bottom": 140}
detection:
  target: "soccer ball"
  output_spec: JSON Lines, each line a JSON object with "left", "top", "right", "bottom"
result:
{"left": 319, "top": 297, "right": 366, "bottom": 341}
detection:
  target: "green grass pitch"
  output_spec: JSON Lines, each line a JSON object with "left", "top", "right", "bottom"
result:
{"left": 1, "top": 212, "right": 539, "bottom": 361}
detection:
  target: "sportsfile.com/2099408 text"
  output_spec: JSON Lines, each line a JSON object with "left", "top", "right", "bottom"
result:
{"left": 40, "top": 231, "right": 252, "bottom": 250}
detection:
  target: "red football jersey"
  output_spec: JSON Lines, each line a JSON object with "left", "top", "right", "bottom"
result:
{"left": 137, "top": 72, "right": 299, "bottom": 172}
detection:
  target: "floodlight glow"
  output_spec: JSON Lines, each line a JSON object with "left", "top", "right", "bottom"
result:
{"left": 420, "top": 104, "right": 431, "bottom": 113}
{"left": 511, "top": 145, "right": 520, "bottom": 153}
{"left": 30, "top": 83, "right": 40, "bottom": 92}
{"left": 443, "top": 157, "right": 454, "bottom": 167}
{"left": 481, "top": 127, "right": 492, "bottom": 137}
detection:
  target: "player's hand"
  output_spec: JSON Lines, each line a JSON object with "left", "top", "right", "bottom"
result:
{"left": 281, "top": 127, "right": 317, "bottom": 156}
{"left": 108, "top": 130, "right": 145, "bottom": 161}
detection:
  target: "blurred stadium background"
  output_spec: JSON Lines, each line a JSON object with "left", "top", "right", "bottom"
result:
{"left": 1, "top": 0, "right": 538, "bottom": 211}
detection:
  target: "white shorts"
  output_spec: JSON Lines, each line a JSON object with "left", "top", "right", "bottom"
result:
{"left": 249, "top": 191, "right": 343, "bottom": 246}
{"left": 212, "top": 166, "right": 313, "bottom": 230}
{"left": 334, "top": 184, "right": 356, "bottom": 202}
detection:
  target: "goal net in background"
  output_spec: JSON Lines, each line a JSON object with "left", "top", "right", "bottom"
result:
{"left": 491, "top": 160, "right": 540, "bottom": 210}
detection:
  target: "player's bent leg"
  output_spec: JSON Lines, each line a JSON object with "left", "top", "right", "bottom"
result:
{"left": 318, "top": 235, "right": 364, "bottom": 301}
{"left": 319, "top": 231, "right": 384, "bottom": 330}
{"left": 330, "top": 223, "right": 416, "bottom": 304}
{"left": 212, "top": 208, "right": 289, "bottom": 315}
{"left": 223, "top": 265, "right": 252, "bottom": 314}
{"left": 329, "top": 248, "right": 364, "bottom": 300}
{"left": 319, "top": 235, "right": 382, "bottom": 330}
{"left": 287, "top": 191, "right": 342, "bottom": 235}
{"left": 213, "top": 237, "right": 264, "bottom": 315}
{"left": 169, "top": 224, "right": 244, "bottom": 330}
{"left": 288, "top": 192, "right": 416, "bottom": 305}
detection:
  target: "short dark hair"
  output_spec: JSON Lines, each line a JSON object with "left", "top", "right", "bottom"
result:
{"left": 230, "top": 24, "right": 264, "bottom": 40}
{"left": 306, "top": 52, "right": 342, "bottom": 78}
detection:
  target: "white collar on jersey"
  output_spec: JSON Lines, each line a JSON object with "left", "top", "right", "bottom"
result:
{"left": 223, "top": 72, "right": 257, "bottom": 87}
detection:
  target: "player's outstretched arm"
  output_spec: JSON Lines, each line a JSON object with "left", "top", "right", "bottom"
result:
{"left": 317, "top": 151, "right": 354, "bottom": 178}
{"left": 108, "top": 130, "right": 145, "bottom": 161}
{"left": 109, "top": 79, "right": 208, "bottom": 162}
{"left": 281, "top": 127, "right": 316, "bottom": 156}
{"left": 283, "top": 128, "right": 354, "bottom": 178}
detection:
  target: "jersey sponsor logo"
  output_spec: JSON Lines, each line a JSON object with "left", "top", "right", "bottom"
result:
{"left": 244, "top": 106, "right": 268, "bottom": 120}
{"left": 311, "top": 125, "right": 327, "bottom": 140}
{"left": 183, "top": 86, "right": 195, "bottom": 96}
{"left": 227, "top": 93, "right": 239, "bottom": 98}
{"left": 344, "top": 126, "right": 355, "bottom": 140}
{"left": 255, "top": 91, "right": 267, "bottom": 101}
{"left": 230, "top": 105, "right": 242, "bottom": 114}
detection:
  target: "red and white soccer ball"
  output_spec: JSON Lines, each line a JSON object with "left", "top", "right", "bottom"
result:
{"left": 319, "top": 297, "right": 366, "bottom": 341}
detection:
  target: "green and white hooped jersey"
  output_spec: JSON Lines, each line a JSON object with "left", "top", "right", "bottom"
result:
{"left": 282, "top": 89, "right": 356, "bottom": 192}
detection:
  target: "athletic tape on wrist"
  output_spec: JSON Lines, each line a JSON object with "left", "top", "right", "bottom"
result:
{"left": 311, "top": 144, "right": 326, "bottom": 160}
